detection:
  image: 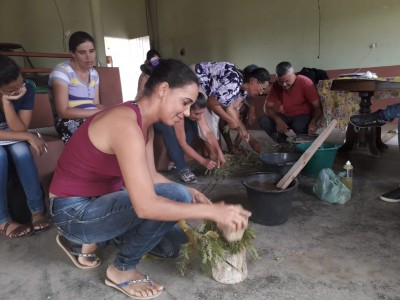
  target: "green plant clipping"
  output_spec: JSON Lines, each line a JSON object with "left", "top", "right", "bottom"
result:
{"left": 177, "top": 221, "right": 259, "bottom": 276}
{"left": 205, "top": 152, "right": 261, "bottom": 177}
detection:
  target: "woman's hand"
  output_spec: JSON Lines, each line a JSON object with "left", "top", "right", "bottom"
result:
{"left": 1, "top": 86, "right": 27, "bottom": 102}
{"left": 237, "top": 126, "right": 250, "bottom": 142}
{"left": 188, "top": 188, "right": 212, "bottom": 204}
{"left": 28, "top": 132, "right": 48, "bottom": 156}
{"left": 202, "top": 158, "right": 217, "bottom": 170}
{"left": 213, "top": 202, "right": 251, "bottom": 231}
{"left": 217, "top": 153, "right": 226, "bottom": 167}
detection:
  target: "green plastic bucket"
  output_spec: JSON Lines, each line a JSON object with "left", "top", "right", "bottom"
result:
{"left": 295, "top": 142, "right": 340, "bottom": 177}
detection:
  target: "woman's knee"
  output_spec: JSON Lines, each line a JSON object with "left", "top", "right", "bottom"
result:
{"left": 154, "top": 183, "right": 191, "bottom": 203}
{"left": 8, "top": 142, "right": 32, "bottom": 159}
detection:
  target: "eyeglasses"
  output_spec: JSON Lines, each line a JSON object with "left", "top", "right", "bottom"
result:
{"left": 0, "top": 82, "right": 26, "bottom": 96}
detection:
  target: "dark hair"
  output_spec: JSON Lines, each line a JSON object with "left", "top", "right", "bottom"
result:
{"left": 0, "top": 55, "right": 21, "bottom": 87}
{"left": 191, "top": 93, "right": 207, "bottom": 110}
{"left": 69, "top": 31, "right": 95, "bottom": 52}
{"left": 144, "top": 59, "right": 198, "bottom": 95}
{"left": 242, "top": 64, "right": 270, "bottom": 83}
{"left": 146, "top": 49, "right": 161, "bottom": 61}
{"left": 141, "top": 49, "right": 161, "bottom": 75}
{"left": 276, "top": 61, "right": 294, "bottom": 77}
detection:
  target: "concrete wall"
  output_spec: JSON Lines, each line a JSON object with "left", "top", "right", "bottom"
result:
{"left": 0, "top": 0, "right": 147, "bottom": 67}
{"left": 1, "top": 0, "right": 399, "bottom": 73}
{"left": 155, "top": 0, "right": 400, "bottom": 72}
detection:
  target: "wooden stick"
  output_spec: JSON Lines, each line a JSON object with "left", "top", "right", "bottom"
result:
{"left": 276, "top": 119, "right": 338, "bottom": 190}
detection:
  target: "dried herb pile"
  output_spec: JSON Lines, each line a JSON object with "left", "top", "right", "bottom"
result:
{"left": 205, "top": 151, "right": 262, "bottom": 177}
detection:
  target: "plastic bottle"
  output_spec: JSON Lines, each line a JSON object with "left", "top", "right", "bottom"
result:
{"left": 342, "top": 161, "right": 353, "bottom": 192}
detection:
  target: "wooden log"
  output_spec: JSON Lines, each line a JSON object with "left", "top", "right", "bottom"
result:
{"left": 276, "top": 119, "right": 338, "bottom": 190}
{"left": 212, "top": 250, "right": 248, "bottom": 284}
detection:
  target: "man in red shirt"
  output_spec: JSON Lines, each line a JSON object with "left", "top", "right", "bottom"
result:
{"left": 259, "top": 61, "right": 322, "bottom": 143}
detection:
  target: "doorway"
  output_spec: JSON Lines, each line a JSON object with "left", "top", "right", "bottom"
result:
{"left": 104, "top": 36, "right": 150, "bottom": 101}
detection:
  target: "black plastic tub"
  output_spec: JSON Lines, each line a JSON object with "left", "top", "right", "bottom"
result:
{"left": 242, "top": 172, "right": 298, "bottom": 226}
{"left": 260, "top": 152, "right": 302, "bottom": 175}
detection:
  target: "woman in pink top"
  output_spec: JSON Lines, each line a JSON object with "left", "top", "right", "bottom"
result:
{"left": 49, "top": 59, "right": 250, "bottom": 299}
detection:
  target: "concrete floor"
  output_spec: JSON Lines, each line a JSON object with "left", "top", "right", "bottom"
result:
{"left": 1, "top": 130, "right": 399, "bottom": 300}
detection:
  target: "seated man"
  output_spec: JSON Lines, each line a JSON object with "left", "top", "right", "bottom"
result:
{"left": 154, "top": 93, "right": 226, "bottom": 183}
{"left": 259, "top": 61, "right": 322, "bottom": 143}
{"left": 350, "top": 103, "right": 400, "bottom": 203}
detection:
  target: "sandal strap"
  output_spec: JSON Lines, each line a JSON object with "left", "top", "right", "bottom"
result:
{"left": 58, "top": 235, "right": 99, "bottom": 260}
{"left": 69, "top": 251, "right": 98, "bottom": 259}
{"left": 2, "top": 221, "right": 32, "bottom": 238}
{"left": 31, "top": 212, "right": 50, "bottom": 226}
{"left": 118, "top": 275, "right": 151, "bottom": 288}
{"left": 2, "top": 220, "right": 12, "bottom": 235}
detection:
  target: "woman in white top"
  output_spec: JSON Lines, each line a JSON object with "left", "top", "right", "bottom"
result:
{"left": 48, "top": 31, "right": 104, "bottom": 143}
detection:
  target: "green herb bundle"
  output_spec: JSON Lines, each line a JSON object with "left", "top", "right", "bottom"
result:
{"left": 177, "top": 221, "right": 259, "bottom": 276}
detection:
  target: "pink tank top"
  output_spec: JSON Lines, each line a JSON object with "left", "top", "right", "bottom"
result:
{"left": 50, "top": 102, "right": 144, "bottom": 197}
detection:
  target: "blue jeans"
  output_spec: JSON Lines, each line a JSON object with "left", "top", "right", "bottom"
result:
{"left": 259, "top": 113, "right": 311, "bottom": 143}
{"left": 379, "top": 103, "right": 400, "bottom": 150}
{"left": 0, "top": 142, "right": 44, "bottom": 224}
{"left": 153, "top": 120, "right": 198, "bottom": 172}
{"left": 50, "top": 183, "right": 191, "bottom": 271}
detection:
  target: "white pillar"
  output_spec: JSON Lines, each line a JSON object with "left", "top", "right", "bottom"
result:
{"left": 89, "top": 0, "right": 106, "bottom": 66}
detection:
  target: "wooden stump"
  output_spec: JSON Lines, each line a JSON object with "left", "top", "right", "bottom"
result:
{"left": 211, "top": 250, "right": 248, "bottom": 284}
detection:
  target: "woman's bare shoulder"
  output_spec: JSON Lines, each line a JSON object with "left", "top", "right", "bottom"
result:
{"left": 89, "top": 104, "right": 143, "bottom": 153}
{"left": 102, "top": 103, "right": 137, "bottom": 119}
{"left": 91, "top": 104, "right": 140, "bottom": 135}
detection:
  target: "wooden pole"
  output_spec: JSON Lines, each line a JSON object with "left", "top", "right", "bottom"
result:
{"left": 276, "top": 119, "right": 338, "bottom": 190}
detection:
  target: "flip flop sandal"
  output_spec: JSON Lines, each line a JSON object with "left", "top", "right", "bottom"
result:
{"left": 31, "top": 212, "right": 51, "bottom": 233}
{"left": 56, "top": 234, "right": 101, "bottom": 269}
{"left": 105, "top": 275, "right": 163, "bottom": 299}
{"left": 0, "top": 220, "right": 33, "bottom": 239}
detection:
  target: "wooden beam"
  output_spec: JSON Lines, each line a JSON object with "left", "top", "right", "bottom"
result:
{"left": 21, "top": 68, "right": 51, "bottom": 73}
{"left": 0, "top": 51, "right": 72, "bottom": 58}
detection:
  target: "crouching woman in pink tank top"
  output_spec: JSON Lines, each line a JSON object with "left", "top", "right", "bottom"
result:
{"left": 49, "top": 59, "right": 251, "bottom": 299}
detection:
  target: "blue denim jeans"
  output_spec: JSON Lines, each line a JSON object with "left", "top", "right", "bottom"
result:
{"left": 50, "top": 182, "right": 191, "bottom": 271}
{"left": 0, "top": 142, "right": 44, "bottom": 224}
{"left": 379, "top": 103, "right": 400, "bottom": 150}
{"left": 153, "top": 120, "right": 198, "bottom": 172}
{"left": 259, "top": 113, "right": 311, "bottom": 143}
